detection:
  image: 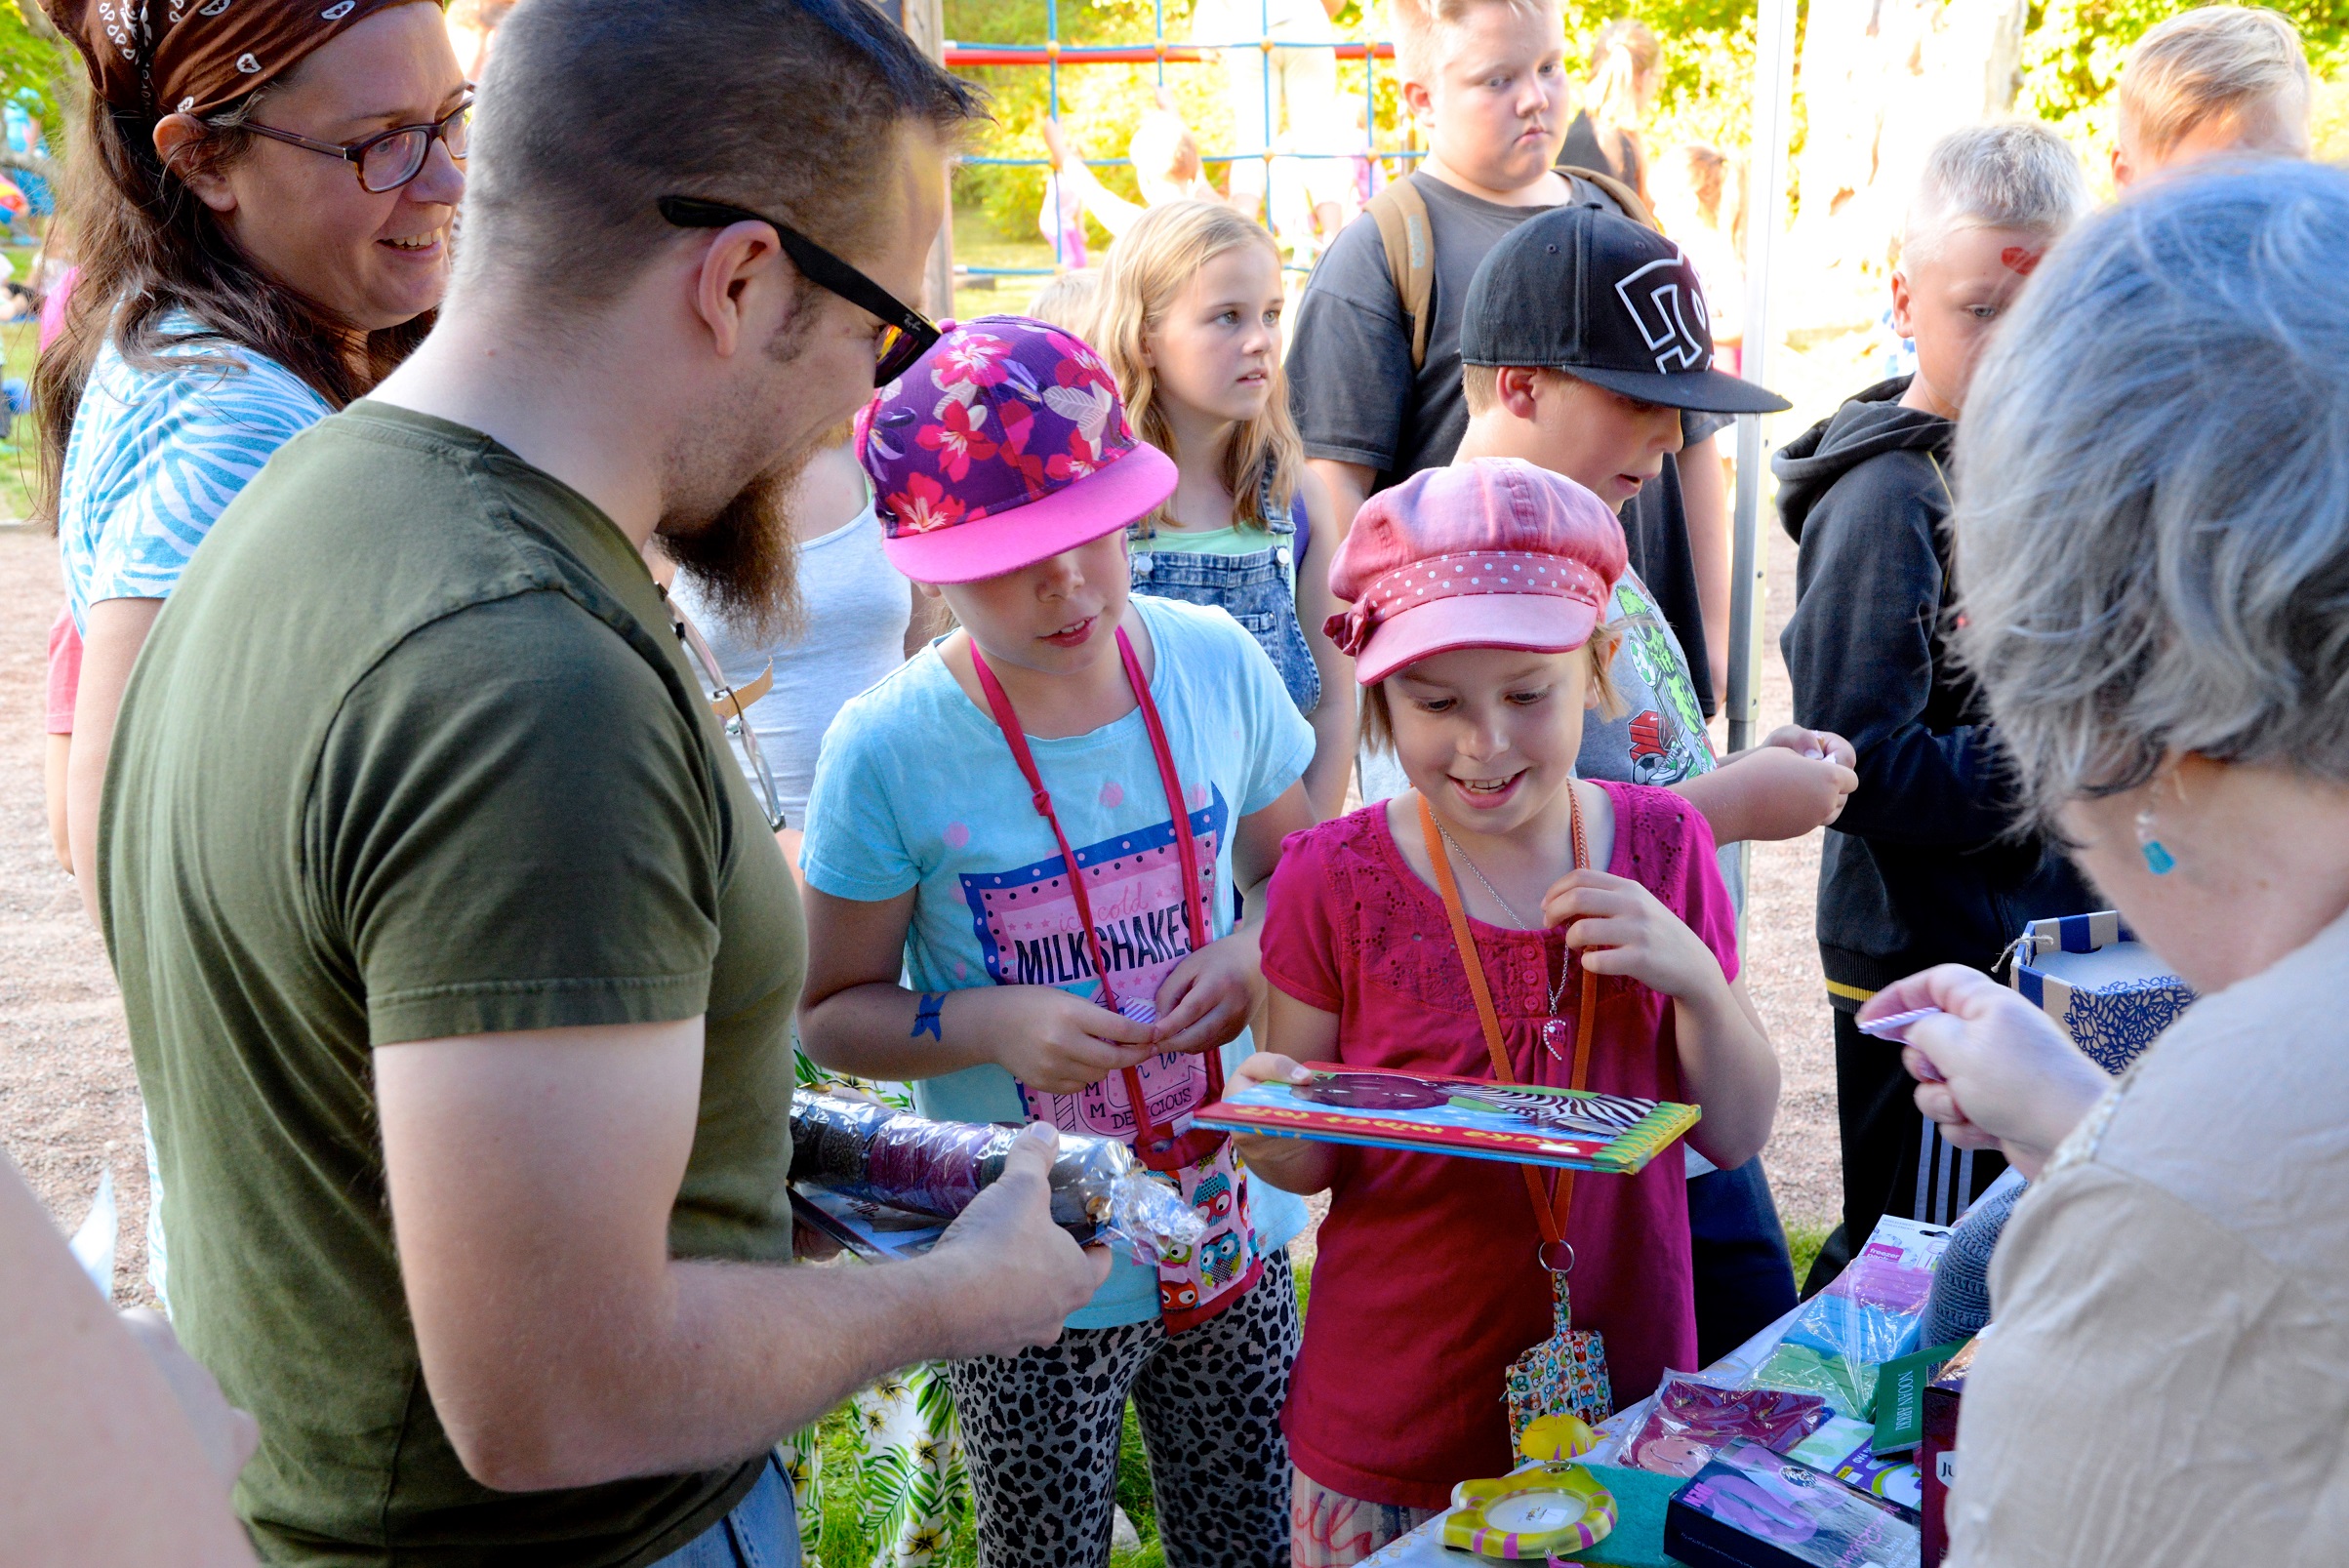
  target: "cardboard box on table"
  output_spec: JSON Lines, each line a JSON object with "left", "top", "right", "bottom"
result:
{"left": 1918, "top": 1337, "right": 1985, "bottom": 1563}
{"left": 2008, "top": 910, "right": 2192, "bottom": 1075}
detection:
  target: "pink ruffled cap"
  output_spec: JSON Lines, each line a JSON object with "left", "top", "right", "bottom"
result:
{"left": 1325, "top": 458, "right": 1629, "bottom": 685}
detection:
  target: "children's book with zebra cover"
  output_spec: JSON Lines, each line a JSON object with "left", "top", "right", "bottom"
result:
{"left": 1194, "top": 1063, "right": 1699, "bottom": 1174}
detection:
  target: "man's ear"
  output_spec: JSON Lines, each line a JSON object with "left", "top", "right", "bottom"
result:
{"left": 690, "top": 220, "right": 789, "bottom": 360}
{"left": 152, "top": 115, "right": 236, "bottom": 215}
{"left": 1888, "top": 269, "right": 1917, "bottom": 342}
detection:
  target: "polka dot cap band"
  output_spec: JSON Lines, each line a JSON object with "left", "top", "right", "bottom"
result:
{"left": 1323, "top": 458, "right": 1628, "bottom": 686}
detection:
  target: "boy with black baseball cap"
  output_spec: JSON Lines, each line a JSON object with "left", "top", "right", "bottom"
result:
{"left": 1452, "top": 203, "right": 1858, "bottom": 1357}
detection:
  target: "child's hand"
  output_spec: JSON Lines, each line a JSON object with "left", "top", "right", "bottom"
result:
{"left": 962, "top": 985, "right": 1160, "bottom": 1095}
{"left": 1762, "top": 724, "right": 1857, "bottom": 770}
{"left": 1151, "top": 934, "right": 1265, "bottom": 1058}
{"left": 1541, "top": 868, "right": 1731, "bottom": 1005}
{"left": 1230, "top": 1052, "right": 1311, "bottom": 1094}
{"left": 1728, "top": 744, "right": 1860, "bottom": 836}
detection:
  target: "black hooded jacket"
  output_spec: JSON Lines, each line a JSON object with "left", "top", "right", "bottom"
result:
{"left": 1774, "top": 377, "right": 2090, "bottom": 1003}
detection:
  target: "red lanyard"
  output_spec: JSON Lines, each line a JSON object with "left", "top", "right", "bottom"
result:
{"left": 967, "top": 623, "right": 1224, "bottom": 1167}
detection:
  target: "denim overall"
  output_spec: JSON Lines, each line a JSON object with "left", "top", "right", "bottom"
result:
{"left": 1127, "top": 478, "right": 1322, "bottom": 715}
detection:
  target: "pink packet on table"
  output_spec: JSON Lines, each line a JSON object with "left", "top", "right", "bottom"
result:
{"left": 1622, "top": 1373, "right": 1829, "bottom": 1478}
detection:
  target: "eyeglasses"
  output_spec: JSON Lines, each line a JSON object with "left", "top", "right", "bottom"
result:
{"left": 239, "top": 95, "right": 471, "bottom": 194}
{"left": 661, "top": 586, "right": 789, "bottom": 834}
{"left": 658, "top": 194, "right": 939, "bottom": 386}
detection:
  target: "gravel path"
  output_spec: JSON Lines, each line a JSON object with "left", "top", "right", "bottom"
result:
{"left": 0, "top": 516, "right": 1843, "bottom": 1301}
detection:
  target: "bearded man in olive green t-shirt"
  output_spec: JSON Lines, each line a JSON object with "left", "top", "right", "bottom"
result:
{"left": 99, "top": 4, "right": 1106, "bottom": 1563}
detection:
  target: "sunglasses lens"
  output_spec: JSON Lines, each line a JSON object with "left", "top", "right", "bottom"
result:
{"left": 360, "top": 129, "right": 428, "bottom": 193}
{"left": 873, "top": 326, "right": 915, "bottom": 387}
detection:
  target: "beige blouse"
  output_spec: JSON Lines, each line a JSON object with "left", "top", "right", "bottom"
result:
{"left": 1949, "top": 908, "right": 2349, "bottom": 1566}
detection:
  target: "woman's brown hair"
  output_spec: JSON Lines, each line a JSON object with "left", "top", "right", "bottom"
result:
{"left": 32, "top": 77, "right": 432, "bottom": 530}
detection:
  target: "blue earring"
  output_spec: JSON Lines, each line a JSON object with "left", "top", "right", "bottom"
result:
{"left": 2136, "top": 806, "right": 2176, "bottom": 875}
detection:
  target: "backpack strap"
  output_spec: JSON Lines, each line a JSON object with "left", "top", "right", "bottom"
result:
{"left": 1367, "top": 178, "right": 1435, "bottom": 372}
{"left": 1560, "top": 164, "right": 1660, "bottom": 233}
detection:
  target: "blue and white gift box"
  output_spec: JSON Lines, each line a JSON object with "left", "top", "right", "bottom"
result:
{"left": 2009, "top": 910, "right": 2194, "bottom": 1076}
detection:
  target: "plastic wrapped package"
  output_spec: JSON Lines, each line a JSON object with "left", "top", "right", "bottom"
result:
{"left": 1775, "top": 1216, "right": 1952, "bottom": 1369}
{"left": 1620, "top": 1374, "right": 1829, "bottom": 1478}
{"left": 789, "top": 1091, "right": 1205, "bottom": 1265}
{"left": 1747, "top": 1343, "right": 1876, "bottom": 1422}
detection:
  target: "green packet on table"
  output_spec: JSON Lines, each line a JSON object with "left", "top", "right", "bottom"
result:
{"left": 1871, "top": 1342, "right": 1968, "bottom": 1456}
{"left": 1748, "top": 1343, "right": 1876, "bottom": 1422}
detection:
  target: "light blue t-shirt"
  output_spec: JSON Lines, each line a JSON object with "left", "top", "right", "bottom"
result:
{"left": 59, "top": 312, "right": 332, "bottom": 631}
{"left": 804, "top": 594, "right": 1316, "bottom": 1328}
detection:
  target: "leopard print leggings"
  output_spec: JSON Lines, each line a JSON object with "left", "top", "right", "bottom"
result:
{"left": 946, "top": 1250, "right": 1300, "bottom": 1568}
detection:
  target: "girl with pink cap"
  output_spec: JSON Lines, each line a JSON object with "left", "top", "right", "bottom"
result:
{"left": 1231, "top": 457, "right": 1781, "bottom": 1566}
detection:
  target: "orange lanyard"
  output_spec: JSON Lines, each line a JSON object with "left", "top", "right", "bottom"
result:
{"left": 1415, "top": 791, "right": 1597, "bottom": 1270}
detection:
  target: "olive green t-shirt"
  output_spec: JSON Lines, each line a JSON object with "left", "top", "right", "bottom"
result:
{"left": 101, "top": 402, "right": 804, "bottom": 1566}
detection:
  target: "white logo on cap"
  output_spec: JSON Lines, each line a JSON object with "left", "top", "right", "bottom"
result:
{"left": 1613, "top": 253, "right": 1711, "bottom": 374}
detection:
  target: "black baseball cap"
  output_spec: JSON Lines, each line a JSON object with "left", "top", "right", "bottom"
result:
{"left": 1461, "top": 205, "right": 1792, "bottom": 416}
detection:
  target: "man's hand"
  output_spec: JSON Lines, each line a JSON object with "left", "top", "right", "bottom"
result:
{"left": 1151, "top": 933, "right": 1264, "bottom": 1058}
{"left": 1864, "top": 966, "right": 2112, "bottom": 1180}
{"left": 958, "top": 985, "right": 1160, "bottom": 1094}
{"left": 924, "top": 1124, "right": 1111, "bottom": 1359}
{"left": 117, "top": 1309, "right": 259, "bottom": 1495}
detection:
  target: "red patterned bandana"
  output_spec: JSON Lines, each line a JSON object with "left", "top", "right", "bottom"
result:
{"left": 49, "top": 0, "right": 438, "bottom": 118}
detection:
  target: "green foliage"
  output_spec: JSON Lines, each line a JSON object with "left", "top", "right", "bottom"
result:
{"left": 0, "top": 3, "right": 72, "bottom": 129}
{"left": 2020, "top": 0, "right": 2349, "bottom": 152}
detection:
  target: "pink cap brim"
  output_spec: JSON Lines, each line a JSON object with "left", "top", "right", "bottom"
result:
{"left": 880, "top": 441, "right": 1179, "bottom": 584}
{"left": 1354, "top": 593, "right": 1602, "bottom": 685}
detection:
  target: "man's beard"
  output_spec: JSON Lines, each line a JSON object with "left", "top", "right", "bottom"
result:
{"left": 662, "top": 453, "right": 809, "bottom": 646}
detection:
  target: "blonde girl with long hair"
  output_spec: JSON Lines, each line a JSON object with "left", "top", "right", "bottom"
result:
{"left": 1559, "top": 18, "right": 1662, "bottom": 201}
{"left": 1094, "top": 200, "right": 1355, "bottom": 818}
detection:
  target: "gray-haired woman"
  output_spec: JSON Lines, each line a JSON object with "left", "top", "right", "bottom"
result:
{"left": 1859, "top": 160, "right": 2349, "bottom": 1565}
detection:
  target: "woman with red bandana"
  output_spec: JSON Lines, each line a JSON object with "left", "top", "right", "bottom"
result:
{"left": 33, "top": 0, "right": 465, "bottom": 1315}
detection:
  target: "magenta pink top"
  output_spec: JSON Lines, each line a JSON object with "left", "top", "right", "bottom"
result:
{"left": 1261, "top": 780, "right": 1738, "bottom": 1510}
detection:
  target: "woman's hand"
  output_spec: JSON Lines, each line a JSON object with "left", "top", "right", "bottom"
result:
{"left": 1541, "top": 868, "right": 1731, "bottom": 1004}
{"left": 1863, "top": 966, "right": 2112, "bottom": 1180}
{"left": 958, "top": 985, "right": 1159, "bottom": 1095}
{"left": 1151, "top": 933, "right": 1265, "bottom": 1058}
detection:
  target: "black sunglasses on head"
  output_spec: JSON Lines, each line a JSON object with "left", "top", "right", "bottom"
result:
{"left": 658, "top": 195, "right": 939, "bottom": 385}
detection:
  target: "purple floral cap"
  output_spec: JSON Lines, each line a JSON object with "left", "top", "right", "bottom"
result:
{"left": 855, "top": 315, "right": 1178, "bottom": 583}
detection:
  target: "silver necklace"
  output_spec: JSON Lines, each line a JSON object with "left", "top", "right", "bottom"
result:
{"left": 1436, "top": 821, "right": 1572, "bottom": 1021}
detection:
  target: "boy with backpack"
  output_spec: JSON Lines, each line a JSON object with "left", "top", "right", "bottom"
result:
{"left": 1775, "top": 123, "right": 2094, "bottom": 1289}
{"left": 1283, "top": 0, "right": 1732, "bottom": 718}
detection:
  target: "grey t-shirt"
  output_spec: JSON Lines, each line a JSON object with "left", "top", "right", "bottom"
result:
{"left": 1284, "top": 171, "right": 1732, "bottom": 714}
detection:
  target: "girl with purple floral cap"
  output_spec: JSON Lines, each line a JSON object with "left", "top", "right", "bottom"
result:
{"left": 798, "top": 316, "right": 1317, "bottom": 1568}
{"left": 1231, "top": 458, "right": 1780, "bottom": 1566}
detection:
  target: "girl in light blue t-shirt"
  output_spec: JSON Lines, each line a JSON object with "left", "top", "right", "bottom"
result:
{"left": 802, "top": 317, "right": 1315, "bottom": 1567}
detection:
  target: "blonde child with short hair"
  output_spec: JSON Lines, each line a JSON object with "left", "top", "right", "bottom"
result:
{"left": 1776, "top": 120, "right": 2095, "bottom": 1285}
{"left": 1095, "top": 200, "right": 1355, "bottom": 817}
{"left": 1285, "top": 0, "right": 1737, "bottom": 729}
{"left": 2113, "top": 5, "right": 2311, "bottom": 186}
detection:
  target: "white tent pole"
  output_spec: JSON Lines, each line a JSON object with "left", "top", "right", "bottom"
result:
{"left": 1727, "top": 0, "right": 1799, "bottom": 759}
